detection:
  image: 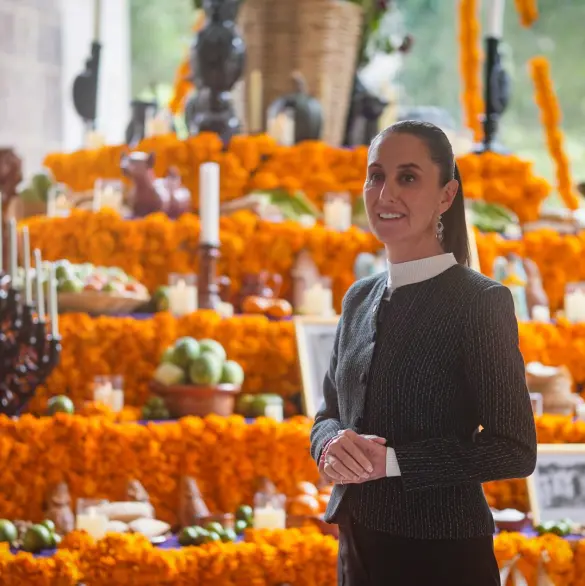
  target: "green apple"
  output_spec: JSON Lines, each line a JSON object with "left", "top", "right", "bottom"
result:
{"left": 198, "top": 339, "right": 227, "bottom": 362}
{"left": 171, "top": 337, "right": 200, "bottom": 369}
{"left": 189, "top": 353, "right": 223, "bottom": 385}
{"left": 220, "top": 360, "right": 244, "bottom": 385}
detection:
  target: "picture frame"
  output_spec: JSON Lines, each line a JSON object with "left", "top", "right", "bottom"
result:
{"left": 526, "top": 444, "right": 585, "bottom": 526}
{"left": 294, "top": 315, "right": 339, "bottom": 418}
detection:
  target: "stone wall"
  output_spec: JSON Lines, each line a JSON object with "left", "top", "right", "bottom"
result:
{"left": 0, "top": 0, "right": 63, "bottom": 176}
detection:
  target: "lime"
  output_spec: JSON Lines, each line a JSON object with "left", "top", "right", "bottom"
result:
{"left": 235, "top": 504, "right": 253, "bottom": 524}
{"left": 160, "top": 347, "right": 174, "bottom": 364}
{"left": 40, "top": 520, "right": 56, "bottom": 533}
{"left": 171, "top": 337, "right": 200, "bottom": 369}
{"left": 234, "top": 519, "right": 248, "bottom": 536}
{"left": 205, "top": 531, "right": 221, "bottom": 544}
{"left": 22, "top": 524, "right": 52, "bottom": 553}
{"left": 189, "top": 353, "right": 223, "bottom": 385}
{"left": 0, "top": 520, "right": 17, "bottom": 544}
{"left": 47, "top": 395, "right": 75, "bottom": 416}
{"left": 141, "top": 406, "right": 152, "bottom": 420}
{"left": 221, "top": 527, "right": 237, "bottom": 542}
{"left": 147, "top": 396, "right": 166, "bottom": 410}
{"left": 199, "top": 339, "right": 227, "bottom": 362}
{"left": 193, "top": 528, "right": 210, "bottom": 546}
{"left": 205, "top": 522, "right": 224, "bottom": 535}
{"left": 178, "top": 526, "right": 199, "bottom": 546}
{"left": 220, "top": 360, "right": 245, "bottom": 385}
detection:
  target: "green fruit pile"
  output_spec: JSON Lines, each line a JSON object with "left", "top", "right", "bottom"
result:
{"left": 178, "top": 505, "right": 253, "bottom": 547}
{"left": 535, "top": 518, "right": 573, "bottom": 537}
{"left": 0, "top": 519, "right": 17, "bottom": 545}
{"left": 178, "top": 521, "right": 237, "bottom": 547}
{"left": 153, "top": 337, "right": 245, "bottom": 388}
{"left": 21, "top": 520, "right": 61, "bottom": 553}
{"left": 142, "top": 396, "right": 171, "bottom": 421}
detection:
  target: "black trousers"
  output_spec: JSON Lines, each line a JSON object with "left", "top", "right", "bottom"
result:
{"left": 338, "top": 516, "right": 501, "bottom": 586}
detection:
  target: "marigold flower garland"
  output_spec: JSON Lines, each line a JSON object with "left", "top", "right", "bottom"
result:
{"left": 514, "top": 0, "right": 539, "bottom": 27}
{"left": 458, "top": 0, "right": 484, "bottom": 142}
{"left": 41, "top": 134, "right": 550, "bottom": 221}
{"left": 0, "top": 526, "right": 581, "bottom": 584}
{"left": 0, "top": 413, "right": 581, "bottom": 524}
{"left": 529, "top": 56, "right": 579, "bottom": 210}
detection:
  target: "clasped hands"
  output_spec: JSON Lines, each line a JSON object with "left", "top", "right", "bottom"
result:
{"left": 320, "top": 429, "right": 387, "bottom": 485}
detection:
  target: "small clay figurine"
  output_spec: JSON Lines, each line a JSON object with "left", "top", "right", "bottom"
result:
{"left": 121, "top": 152, "right": 191, "bottom": 219}
{"left": 44, "top": 482, "right": 75, "bottom": 535}
{"left": 179, "top": 476, "right": 210, "bottom": 527}
{"left": 126, "top": 479, "right": 150, "bottom": 504}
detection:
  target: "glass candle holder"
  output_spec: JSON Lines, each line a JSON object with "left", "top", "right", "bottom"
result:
{"left": 267, "top": 107, "right": 295, "bottom": 146}
{"left": 253, "top": 492, "right": 286, "bottom": 530}
{"left": 300, "top": 277, "right": 334, "bottom": 317}
{"left": 93, "top": 179, "right": 124, "bottom": 213}
{"left": 46, "top": 184, "right": 71, "bottom": 218}
{"left": 323, "top": 192, "right": 352, "bottom": 231}
{"left": 76, "top": 498, "right": 109, "bottom": 539}
{"left": 93, "top": 375, "right": 124, "bottom": 412}
{"left": 168, "top": 273, "right": 198, "bottom": 316}
{"left": 565, "top": 283, "right": 585, "bottom": 323}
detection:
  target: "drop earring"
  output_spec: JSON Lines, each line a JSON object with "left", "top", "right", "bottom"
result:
{"left": 436, "top": 215, "right": 444, "bottom": 242}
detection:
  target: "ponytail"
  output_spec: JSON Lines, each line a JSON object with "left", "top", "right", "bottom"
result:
{"left": 440, "top": 163, "right": 470, "bottom": 266}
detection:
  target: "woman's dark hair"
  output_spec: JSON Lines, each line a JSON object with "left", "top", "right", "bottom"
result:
{"left": 370, "top": 120, "right": 470, "bottom": 266}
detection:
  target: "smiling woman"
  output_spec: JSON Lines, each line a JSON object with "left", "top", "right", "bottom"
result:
{"left": 364, "top": 121, "right": 469, "bottom": 265}
{"left": 311, "top": 121, "right": 536, "bottom": 585}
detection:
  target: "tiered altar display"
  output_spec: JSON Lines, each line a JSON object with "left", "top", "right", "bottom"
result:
{"left": 3, "top": 0, "right": 585, "bottom": 584}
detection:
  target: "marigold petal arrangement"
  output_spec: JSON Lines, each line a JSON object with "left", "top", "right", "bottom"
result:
{"left": 0, "top": 412, "right": 580, "bottom": 524}
{"left": 0, "top": 528, "right": 581, "bottom": 585}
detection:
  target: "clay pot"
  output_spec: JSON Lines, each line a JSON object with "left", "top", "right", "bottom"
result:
{"left": 149, "top": 381, "right": 241, "bottom": 418}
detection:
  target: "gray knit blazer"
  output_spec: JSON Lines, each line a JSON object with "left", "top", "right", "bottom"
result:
{"left": 310, "top": 265, "right": 537, "bottom": 539}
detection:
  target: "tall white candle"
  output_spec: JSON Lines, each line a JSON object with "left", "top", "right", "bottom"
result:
{"left": 8, "top": 218, "right": 17, "bottom": 281}
{"left": 34, "top": 249, "right": 45, "bottom": 320}
{"left": 22, "top": 226, "right": 32, "bottom": 305}
{"left": 199, "top": 163, "right": 220, "bottom": 245}
{"left": 48, "top": 263, "right": 59, "bottom": 337}
{"left": 486, "top": 0, "right": 505, "bottom": 38}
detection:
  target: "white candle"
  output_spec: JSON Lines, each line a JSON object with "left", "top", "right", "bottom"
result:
{"left": 249, "top": 70, "right": 263, "bottom": 133}
{"left": 48, "top": 263, "right": 59, "bottom": 337}
{"left": 94, "top": 382, "right": 112, "bottom": 405}
{"left": 76, "top": 509, "right": 108, "bottom": 540}
{"left": 565, "top": 290, "right": 585, "bottom": 323}
{"left": 8, "top": 218, "right": 17, "bottom": 281}
{"left": 531, "top": 305, "right": 550, "bottom": 322}
{"left": 168, "top": 279, "right": 197, "bottom": 316}
{"left": 576, "top": 403, "right": 585, "bottom": 423}
{"left": 21, "top": 227, "right": 32, "bottom": 305}
{"left": 34, "top": 250, "right": 45, "bottom": 320}
{"left": 199, "top": 163, "right": 220, "bottom": 245}
{"left": 110, "top": 389, "right": 124, "bottom": 413}
{"left": 253, "top": 505, "right": 286, "bottom": 530}
{"left": 486, "top": 0, "right": 505, "bottom": 38}
{"left": 324, "top": 196, "right": 352, "bottom": 231}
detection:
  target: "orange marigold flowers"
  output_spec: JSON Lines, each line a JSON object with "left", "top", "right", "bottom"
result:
{"left": 458, "top": 0, "right": 484, "bottom": 141}
{"left": 529, "top": 56, "right": 579, "bottom": 210}
{"left": 514, "top": 0, "right": 539, "bottom": 27}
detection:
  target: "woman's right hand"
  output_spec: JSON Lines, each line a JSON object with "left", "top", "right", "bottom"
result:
{"left": 320, "top": 429, "right": 385, "bottom": 484}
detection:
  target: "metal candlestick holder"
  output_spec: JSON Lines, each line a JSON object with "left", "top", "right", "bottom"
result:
{"left": 473, "top": 36, "right": 511, "bottom": 154}
{"left": 197, "top": 243, "right": 222, "bottom": 310}
{"left": 0, "top": 274, "right": 61, "bottom": 417}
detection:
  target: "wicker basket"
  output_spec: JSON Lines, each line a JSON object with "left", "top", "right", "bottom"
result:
{"left": 237, "top": 0, "right": 363, "bottom": 146}
{"left": 58, "top": 291, "right": 149, "bottom": 315}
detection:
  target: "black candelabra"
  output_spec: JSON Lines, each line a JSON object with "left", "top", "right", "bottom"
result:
{"left": 474, "top": 36, "right": 511, "bottom": 154}
{"left": 0, "top": 274, "right": 61, "bottom": 417}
